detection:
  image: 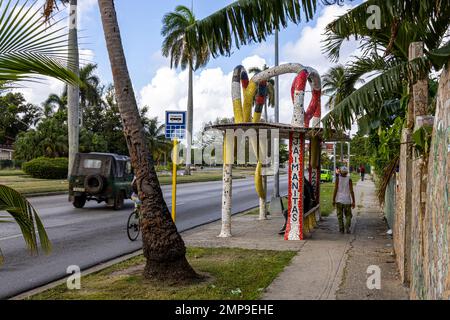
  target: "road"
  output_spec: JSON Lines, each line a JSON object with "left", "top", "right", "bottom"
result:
{"left": 0, "top": 175, "right": 288, "bottom": 299}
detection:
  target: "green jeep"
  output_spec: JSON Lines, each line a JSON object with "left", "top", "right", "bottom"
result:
{"left": 69, "top": 153, "right": 134, "bottom": 210}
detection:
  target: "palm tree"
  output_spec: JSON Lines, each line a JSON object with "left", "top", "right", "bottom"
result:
{"left": 321, "top": 0, "right": 450, "bottom": 132}
{"left": 322, "top": 64, "right": 359, "bottom": 161}
{"left": 142, "top": 115, "right": 171, "bottom": 165}
{"left": 249, "top": 65, "right": 275, "bottom": 122}
{"left": 323, "top": 65, "right": 348, "bottom": 110}
{"left": 161, "top": 5, "right": 211, "bottom": 175}
{"left": 79, "top": 63, "right": 101, "bottom": 110}
{"left": 0, "top": 0, "right": 79, "bottom": 264}
{"left": 98, "top": 0, "right": 198, "bottom": 281}
{"left": 44, "top": 93, "right": 67, "bottom": 115}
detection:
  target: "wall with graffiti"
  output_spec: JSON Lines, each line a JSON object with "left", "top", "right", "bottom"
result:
{"left": 412, "top": 61, "right": 450, "bottom": 299}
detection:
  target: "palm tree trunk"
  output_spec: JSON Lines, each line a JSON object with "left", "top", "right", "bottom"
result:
{"left": 67, "top": 0, "right": 79, "bottom": 177}
{"left": 185, "top": 64, "right": 193, "bottom": 175}
{"left": 98, "top": 0, "right": 198, "bottom": 281}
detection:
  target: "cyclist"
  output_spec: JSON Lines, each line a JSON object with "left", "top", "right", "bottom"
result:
{"left": 131, "top": 176, "right": 141, "bottom": 209}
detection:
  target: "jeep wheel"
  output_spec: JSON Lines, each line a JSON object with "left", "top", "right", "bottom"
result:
{"left": 84, "top": 175, "right": 105, "bottom": 194}
{"left": 114, "top": 192, "right": 124, "bottom": 210}
{"left": 73, "top": 195, "right": 86, "bottom": 209}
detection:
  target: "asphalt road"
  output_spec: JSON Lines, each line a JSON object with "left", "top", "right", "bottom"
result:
{"left": 0, "top": 175, "right": 288, "bottom": 299}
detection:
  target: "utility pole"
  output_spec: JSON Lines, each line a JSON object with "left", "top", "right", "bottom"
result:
{"left": 269, "top": 28, "right": 283, "bottom": 216}
{"left": 67, "top": 0, "right": 79, "bottom": 177}
{"left": 333, "top": 142, "right": 337, "bottom": 183}
{"left": 274, "top": 28, "right": 280, "bottom": 197}
{"left": 185, "top": 0, "right": 194, "bottom": 176}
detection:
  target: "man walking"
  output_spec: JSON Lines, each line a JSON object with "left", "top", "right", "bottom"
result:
{"left": 359, "top": 164, "right": 366, "bottom": 181}
{"left": 333, "top": 166, "right": 356, "bottom": 234}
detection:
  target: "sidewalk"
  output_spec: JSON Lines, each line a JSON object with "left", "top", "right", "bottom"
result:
{"left": 182, "top": 177, "right": 409, "bottom": 300}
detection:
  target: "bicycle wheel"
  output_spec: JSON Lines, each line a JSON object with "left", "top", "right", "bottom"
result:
{"left": 127, "top": 211, "right": 140, "bottom": 241}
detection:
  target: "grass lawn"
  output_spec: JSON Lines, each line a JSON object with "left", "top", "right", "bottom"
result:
{"left": 0, "top": 169, "right": 26, "bottom": 177}
{"left": 30, "top": 247, "right": 295, "bottom": 300}
{"left": 0, "top": 173, "right": 68, "bottom": 195}
{"left": 0, "top": 170, "right": 247, "bottom": 195}
{"left": 320, "top": 182, "right": 334, "bottom": 216}
{"left": 246, "top": 181, "right": 335, "bottom": 217}
{"left": 158, "top": 172, "right": 246, "bottom": 185}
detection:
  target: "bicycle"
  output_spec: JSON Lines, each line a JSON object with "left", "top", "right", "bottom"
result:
{"left": 127, "top": 209, "right": 140, "bottom": 241}
{"left": 127, "top": 193, "right": 141, "bottom": 241}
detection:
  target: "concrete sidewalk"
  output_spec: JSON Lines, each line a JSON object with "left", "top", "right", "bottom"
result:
{"left": 182, "top": 177, "right": 408, "bottom": 300}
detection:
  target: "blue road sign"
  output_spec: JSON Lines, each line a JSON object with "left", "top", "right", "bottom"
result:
{"left": 165, "top": 111, "right": 186, "bottom": 140}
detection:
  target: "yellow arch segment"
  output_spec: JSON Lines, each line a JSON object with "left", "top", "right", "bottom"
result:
{"left": 231, "top": 73, "right": 265, "bottom": 200}
{"left": 252, "top": 112, "right": 262, "bottom": 123}
{"left": 233, "top": 99, "right": 244, "bottom": 124}
{"left": 254, "top": 161, "right": 266, "bottom": 199}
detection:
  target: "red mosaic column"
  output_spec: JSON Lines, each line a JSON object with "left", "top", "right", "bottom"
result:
{"left": 285, "top": 132, "right": 305, "bottom": 240}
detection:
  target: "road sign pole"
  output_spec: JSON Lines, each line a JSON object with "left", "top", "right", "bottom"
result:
{"left": 166, "top": 110, "right": 186, "bottom": 223}
{"left": 172, "top": 138, "right": 178, "bottom": 222}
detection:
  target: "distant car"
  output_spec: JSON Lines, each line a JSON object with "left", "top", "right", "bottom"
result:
{"left": 320, "top": 169, "right": 333, "bottom": 182}
{"left": 69, "top": 153, "right": 134, "bottom": 210}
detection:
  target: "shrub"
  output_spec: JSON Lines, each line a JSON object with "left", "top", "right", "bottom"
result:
{"left": 12, "top": 160, "right": 25, "bottom": 169}
{"left": 22, "top": 157, "right": 68, "bottom": 179}
{"left": 0, "top": 160, "right": 13, "bottom": 169}
{"left": 0, "top": 160, "right": 23, "bottom": 170}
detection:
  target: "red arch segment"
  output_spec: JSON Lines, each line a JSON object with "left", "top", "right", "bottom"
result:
{"left": 290, "top": 69, "right": 321, "bottom": 128}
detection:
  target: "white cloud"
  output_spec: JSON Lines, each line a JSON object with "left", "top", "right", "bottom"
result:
{"left": 79, "top": 48, "right": 96, "bottom": 65}
{"left": 15, "top": 78, "right": 65, "bottom": 106}
{"left": 241, "top": 55, "right": 267, "bottom": 73}
{"left": 78, "top": 0, "right": 97, "bottom": 14}
{"left": 14, "top": 49, "right": 96, "bottom": 106}
{"left": 278, "top": 4, "right": 362, "bottom": 128}
{"left": 282, "top": 4, "right": 358, "bottom": 75}
{"left": 139, "top": 66, "right": 234, "bottom": 135}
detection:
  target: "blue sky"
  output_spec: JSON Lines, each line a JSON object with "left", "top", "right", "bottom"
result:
{"left": 21, "top": 0, "right": 363, "bottom": 134}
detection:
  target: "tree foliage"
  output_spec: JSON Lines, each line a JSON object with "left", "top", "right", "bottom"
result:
{"left": 0, "top": 184, "right": 51, "bottom": 264}
{"left": 322, "top": 0, "right": 450, "bottom": 132}
{"left": 0, "top": 0, "right": 78, "bottom": 86}
{"left": 0, "top": 93, "right": 41, "bottom": 145}
{"left": 185, "top": 0, "right": 318, "bottom": 58}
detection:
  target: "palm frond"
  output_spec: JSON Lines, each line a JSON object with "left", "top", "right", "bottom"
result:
{"left": 0, "top": 184, "right": 51, "bottom": 262}
{"left": 323, "top": 0, "right": 450, "bottom": 62}
{"left": 0, "top": 0, "right": 78, "bottom": 85}
{"left": 186, "top": 0, "right": 317, "bottom": 58}
{"left": 322, "top": 56, "right": 431, "bottom": 132}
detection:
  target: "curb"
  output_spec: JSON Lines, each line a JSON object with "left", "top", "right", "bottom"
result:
{"left": 9, "top": 250, "right": 143, "bottom": 300}
{"left": 24, "top": 191, "right": 68, "bottom": 198}
{"left": 9, "top": 195, "right": 287, "bottom": 300}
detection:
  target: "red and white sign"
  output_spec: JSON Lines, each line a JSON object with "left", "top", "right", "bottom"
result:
{"left": 285, "top": 132, "right": 305, "bottom": 240}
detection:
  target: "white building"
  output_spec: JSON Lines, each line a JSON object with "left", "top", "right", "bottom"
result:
{"left": 0, "top": 145, "right": 13, "bottom": 160}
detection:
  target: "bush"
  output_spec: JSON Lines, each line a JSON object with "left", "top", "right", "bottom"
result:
{"left": 0, "top": 160, "right": 13, "bottom": 169}
{"left": 13, "top": 159, "right": 25, "bottom": 169}
{"left": 22, "top": 157, "right": 68, "bottom": 179}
